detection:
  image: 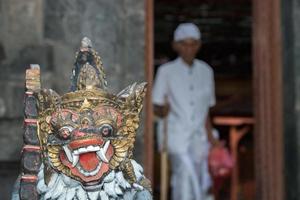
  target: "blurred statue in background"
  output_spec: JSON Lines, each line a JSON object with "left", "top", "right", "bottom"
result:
{"left": 12, "top": 37, "right": 152, "bottom": 200}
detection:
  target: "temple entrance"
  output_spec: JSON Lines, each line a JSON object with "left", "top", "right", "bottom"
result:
{"left": 144, "top": 0, "right": 284, "bottom": 199}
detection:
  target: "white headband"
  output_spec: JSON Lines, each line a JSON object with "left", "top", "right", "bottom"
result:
{"left": 174, "top": 23, "right": 201, "bottom": 42}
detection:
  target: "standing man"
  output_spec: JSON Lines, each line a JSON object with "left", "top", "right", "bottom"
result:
{"left": 153, "top": 23, "right": 218, "bottom": 200}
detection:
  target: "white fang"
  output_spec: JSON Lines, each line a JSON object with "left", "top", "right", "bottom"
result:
{"left": 96, "top": 141, "right": 110, "bottom": 163}
{"left": 72, "top": 154, "right": 79, "bottom": 167}
{"left": 63, "top": 145, "right": 73, "bottom": 163}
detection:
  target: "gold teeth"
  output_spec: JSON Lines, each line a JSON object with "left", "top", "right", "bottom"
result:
{"left": 47, "top": 145, "right": 69, "bottom": 175}
{"left": 111, "top": 140, "right": 129, "bottom": 149}
{"left": 48, "top": 152, "right": 57, "bottom": 158}
{"left": 115, "top": 151, "right": 127, "bottom": 159}
{"left": 47, "top": 146, "right": 60, "bottom": 163}
{"left": 112, "top": 155, "right": 124, "bottom": 163}
{"left": 114, "top": 146, "right": 128, "bottom": 153}
{"left": 56, "top": 165, "right": 65, "bottom": 171}
{"left": 52, "top": 161, "right": 62, "bottom": 167}
{"left": 109, "top": 157, "right": 120, "bottom": 169}
{"left": 47, "top": 145, "right": 61, "bottom": 154}
{"left": 109, "top": 156, "right": 124, "bottom": 169}
{"left": 47, "top": 146, "right": 60, "bottom": 161}
{"left": 120, "top": 159, "right": 137, "bottom": 184}
{"left": 109, "top": 140, "right": 130, "bottom": 169}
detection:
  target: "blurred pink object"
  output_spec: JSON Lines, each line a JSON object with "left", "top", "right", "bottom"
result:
{"left": 208, "top": 145, "right": 234, "bottom": 178}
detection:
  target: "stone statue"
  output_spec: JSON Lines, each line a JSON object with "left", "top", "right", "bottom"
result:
{"left": 12, "top": 37, "right": 152, "bottom": 200}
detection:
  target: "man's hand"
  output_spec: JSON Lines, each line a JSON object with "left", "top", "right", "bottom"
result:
{"left": 210, "top": 138, "right": 223, "bottom": 148}
{"left": 154, "top": 104, "right": 170, "bottom": 118}
{"left": 205, "top": 115, "right": 222, "bottom": 147}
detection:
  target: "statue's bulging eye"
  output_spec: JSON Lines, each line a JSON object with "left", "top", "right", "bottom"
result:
{"left": 58, "top": 126, "right": 74, "bottom": 139}
{"left": 98, "top": 124, "right": 113, "bottom": 137}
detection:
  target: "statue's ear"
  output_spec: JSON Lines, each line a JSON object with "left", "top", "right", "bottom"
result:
{"left": 25, "top": 65, "right": 60, "bottom": 113}
{"left": 117, "top": 82, "right": 147, "bottom": 114}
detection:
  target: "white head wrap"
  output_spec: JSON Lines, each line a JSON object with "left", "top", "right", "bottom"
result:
{"left": 174, "top": 23, "right": 201, "bottom": 42}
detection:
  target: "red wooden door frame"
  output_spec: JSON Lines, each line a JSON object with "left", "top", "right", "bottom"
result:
{"left": 252, "top": 0, "right": 284, "bottom": 199}
{"left": 144, "top": 0, "right": 154, "bottom": 183}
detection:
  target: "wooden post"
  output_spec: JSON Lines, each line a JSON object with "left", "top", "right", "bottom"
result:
{"left": 20, "top": 65, "right": 41, "bottom": 200}
{"left": 144, "top": 0, "right": 154, "bottom": 183}
{"left": 252, "top": 0, "right": 284, "bottom": 199}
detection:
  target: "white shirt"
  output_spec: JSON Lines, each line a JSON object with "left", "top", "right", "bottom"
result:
{"left": 153, "top": 57, "right": 215, "bottom": 153}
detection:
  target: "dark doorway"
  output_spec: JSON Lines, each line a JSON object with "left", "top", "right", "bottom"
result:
{"left": 153, "top": 0, "right": 254, "bottom": 199}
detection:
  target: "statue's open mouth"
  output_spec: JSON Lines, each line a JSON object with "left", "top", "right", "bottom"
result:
{"left": 59, "top": 137, "right": 113, "bottom": 183}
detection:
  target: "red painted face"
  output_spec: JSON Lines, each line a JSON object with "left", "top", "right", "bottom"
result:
{"left": 49, "top": 107, "right": 123, "bottom": 184}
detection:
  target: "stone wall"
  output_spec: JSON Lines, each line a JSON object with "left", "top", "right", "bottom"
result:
{"left": 0, "top": 0, "right": 145, "bottom": 162}
{"left": 282, "top": 0, "right": 300, "bottom": 199}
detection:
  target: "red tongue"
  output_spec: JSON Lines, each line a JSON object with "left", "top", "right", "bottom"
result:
{"left": 79, "top": 152, "right": 100, "bottom": 171}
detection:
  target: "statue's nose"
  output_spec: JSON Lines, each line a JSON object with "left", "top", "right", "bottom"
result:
{"left": 73, "top": 128, "right": 98, "bottom": 137}
{"left": 73, "top": 130, "right": 86, "bottom": 137}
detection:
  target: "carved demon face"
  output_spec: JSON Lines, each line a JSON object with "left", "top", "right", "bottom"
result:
{"left": 50, "top": 106, "right": 120, "bottom": 183}
{"left": 37, "top": 84, "right": 146, "bottom": 187}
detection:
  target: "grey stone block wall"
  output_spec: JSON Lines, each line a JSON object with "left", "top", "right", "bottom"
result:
{"left": 43, "top": 0, "right": 145, "bottom": 94}
{"left": 282, "top": 0, "right": 300, "bottom": 199}
{"left": 0, "top": 0, "right": 146, "bottom": 163}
